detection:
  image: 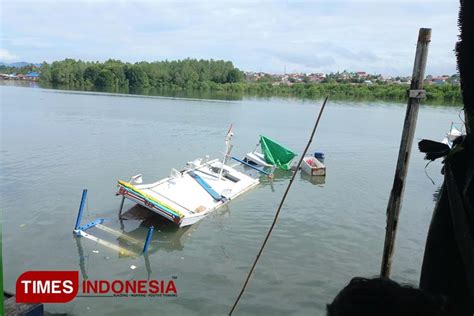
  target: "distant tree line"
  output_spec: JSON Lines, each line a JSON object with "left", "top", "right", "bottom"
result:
{"left": 0, "top": 64, "right": 38, "bottom": 74}
{"left": 1, "top": 58, "right": 462, "bottom": 104}
{"left": 38, "top": 58, "right": 245, "bottom": 90}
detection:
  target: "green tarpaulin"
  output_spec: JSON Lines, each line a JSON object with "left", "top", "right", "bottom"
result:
{"left": 260, "top": 135, "right": 297, "bottom": 170}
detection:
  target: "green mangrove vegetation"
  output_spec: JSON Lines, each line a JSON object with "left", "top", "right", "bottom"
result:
{"left": 39, "top": 58, "right": 244, "bottom": 89}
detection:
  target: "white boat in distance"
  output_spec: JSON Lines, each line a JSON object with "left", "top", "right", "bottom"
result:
{"left": 301, "top": 156, "right": 326, "bottom": 176}
{"left": 117, "top": 128, "right": 259, "bottom": 227}
{"left": 442, "top": 122, "right": 465, "bottom": 147}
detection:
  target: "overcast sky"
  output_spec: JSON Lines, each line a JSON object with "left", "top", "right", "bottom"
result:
{"left": 0, "top": 0, "right": 459, "bottom": 76}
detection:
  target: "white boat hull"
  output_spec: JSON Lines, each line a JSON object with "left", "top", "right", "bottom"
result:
{"left": 243, "top": 152, "right": 274, "bottom": 168}
{"left": 301, "top": 156, "right": 326, "bottom": 176}
{"left": 118, "top": 158, "right": 259, "bottom": 227}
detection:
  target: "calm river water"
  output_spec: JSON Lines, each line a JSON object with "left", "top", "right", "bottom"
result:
{"left": 0, "top": 84, "right": 461, "bottom": 315}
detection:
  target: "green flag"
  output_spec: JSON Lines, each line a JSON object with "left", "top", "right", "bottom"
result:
{"left": 260, "top": 135, "right": 297, "bottom": 170}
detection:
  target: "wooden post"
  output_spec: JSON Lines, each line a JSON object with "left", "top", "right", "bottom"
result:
{"left": 380, "top": 28, "right": 431, "bottom": 278}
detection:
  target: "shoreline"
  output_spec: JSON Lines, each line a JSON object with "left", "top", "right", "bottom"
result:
{"left": 0, "top": 80, "right": 463, "bottom": 106}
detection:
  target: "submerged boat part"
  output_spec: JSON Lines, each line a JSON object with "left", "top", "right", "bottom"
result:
{"left": 72, "top": 189, "right": 154, "bottom": 255}
{"left": 244, "top": 135, "right": 297, "bottom": 170}
{"left": 244, "top": 151, "right": 274, "bottom": 168}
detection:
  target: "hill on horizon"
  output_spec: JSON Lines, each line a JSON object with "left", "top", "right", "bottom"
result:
{"left": 0, "top": 61, "right": 41, "bottom": 68}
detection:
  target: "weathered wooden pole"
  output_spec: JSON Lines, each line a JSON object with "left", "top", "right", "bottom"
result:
{"left": 380, "top": 28, "right": 431, "bottom": 278}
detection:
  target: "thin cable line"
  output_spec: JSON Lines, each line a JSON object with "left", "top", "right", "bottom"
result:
{"left": 229, "top": 96, "right": 329, "bottom": 315}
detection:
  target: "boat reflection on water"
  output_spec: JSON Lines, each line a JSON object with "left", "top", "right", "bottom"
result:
{"left": 75, "top": 237, "right": 90, "bottom": 280}
{"left": 246, "top": 168, "right": 293, "bottom": 193}
{"left": 300, "top": 172, "right": 326, "bottom": 186}
{"left": 117, "top": 204, "right": 197, "bottom": 255}
{"left": 242, "top": 164, "right": 293, "bottom": 180}
{"left": 74, "top": 204, "right": 199, "bottom": 279}
{"left": 254, "top": 167, "right": 325, "bottom": 190}
{"left": 75, "top": 234, "right": 155, "bottom": 280}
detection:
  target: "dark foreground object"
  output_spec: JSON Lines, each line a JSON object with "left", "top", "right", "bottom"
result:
{"left": 3, "top": 291, "right": 44, "bottom": 316}
{"left": 419, "top": 0, "right": 474, "bottom": 315}
{"left": 419, "top": 136, "right": 474, "bottom": 315}
{"left": 327, "top": 277, "right": 448, "bottom": 316}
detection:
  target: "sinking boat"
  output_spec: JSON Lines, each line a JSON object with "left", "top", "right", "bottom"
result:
{"left": 244, "top": 151, "right": 274, "bottom": 168}
{"left": 117, "top": 129, "right": 259, "bottom": 227}
{"left": 244, "top": 135, "right": 297, "bottom": 170}
{"left": 301, "top": 156, "right": 326, "bottom": 176}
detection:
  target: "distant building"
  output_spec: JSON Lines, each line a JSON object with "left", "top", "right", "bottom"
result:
{"left": 25, "top": 72, "right": 40, "bottom": 81}
{"left": 0, "top": 73, "right": 17, "bottom": 79}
